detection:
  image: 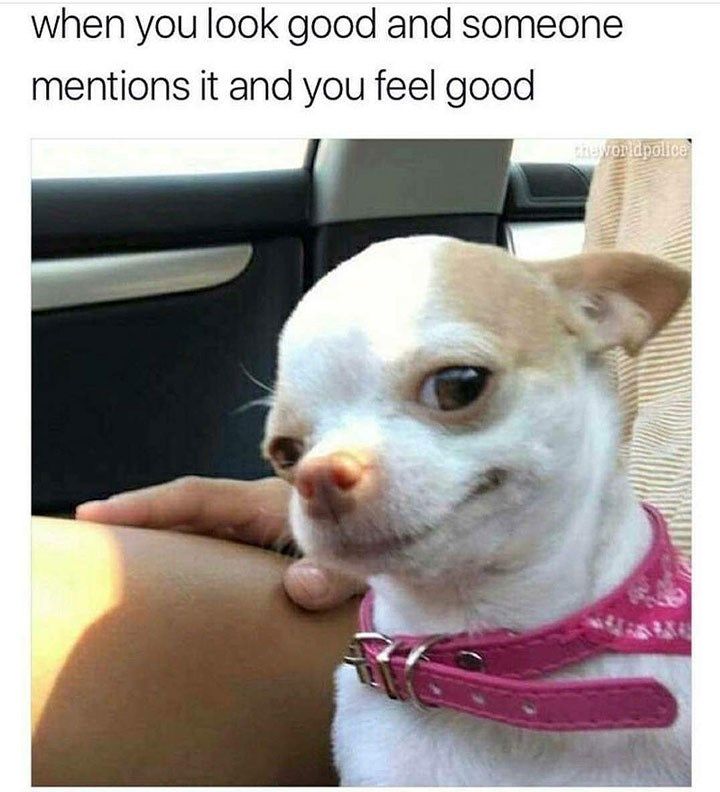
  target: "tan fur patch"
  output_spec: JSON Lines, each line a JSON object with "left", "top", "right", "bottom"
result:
{"left": 427, "top": 240, "right": 575, "bottom": 369}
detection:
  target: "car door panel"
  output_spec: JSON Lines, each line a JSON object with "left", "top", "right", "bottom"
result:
{"left": 32, "top": 167, "right": 308, "bottom": 513}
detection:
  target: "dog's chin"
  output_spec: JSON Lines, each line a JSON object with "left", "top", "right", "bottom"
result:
{"left": 293, "top": 517, "right": 435, "bottom": 575}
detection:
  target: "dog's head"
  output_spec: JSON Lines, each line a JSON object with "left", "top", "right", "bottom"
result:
{"left": 263, "top": 237, "right": 689, "bottom": 580}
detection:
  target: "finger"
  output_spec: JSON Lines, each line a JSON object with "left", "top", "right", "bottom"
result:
{"left": 283, "top": 560, "right": 367, "bottom": 611}
{"left": 75, "top": 477, "right": 291, "bottom": 547}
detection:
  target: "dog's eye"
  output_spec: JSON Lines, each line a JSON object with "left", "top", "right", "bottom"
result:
{"left": 419, "top": 366, "right": 491, "bottom": 411}
{"left": 267, "top": 436, "right": 304, "bottom": 470}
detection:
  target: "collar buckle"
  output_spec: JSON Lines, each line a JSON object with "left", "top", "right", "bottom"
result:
{"left": 344, "top": 630, "right": 452, "bottom": 705}
{"left": 343, "top": 631, "right": 392, "bottom": 688}
{"left": 343, "top": 632, "right": 407, "bottom": 700}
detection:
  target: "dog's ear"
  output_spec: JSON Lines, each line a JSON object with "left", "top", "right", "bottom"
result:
{"left": 540, "top": 252, "right": 690, "bottom": 356}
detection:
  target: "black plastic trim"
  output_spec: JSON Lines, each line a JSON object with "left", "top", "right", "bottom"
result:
{"left": 32, "top": 169, "right": 311, "bottom": 259}
{"left": 503, "top": 162, "right": 593, "bottom": 221}
{"left": 303, "top": 139, "right": 320, "bottom": 170}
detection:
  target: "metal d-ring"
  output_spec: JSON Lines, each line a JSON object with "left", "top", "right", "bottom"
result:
{"left": 375, "top": 639, "right": 405, "bottom": 699}
{"left": 404, "top": 634, "right": 448, "bottom": 711}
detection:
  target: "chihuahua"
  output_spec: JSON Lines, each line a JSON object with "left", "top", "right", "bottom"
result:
{"left": 263, "top": 236, "right": 691, "bottom": 786}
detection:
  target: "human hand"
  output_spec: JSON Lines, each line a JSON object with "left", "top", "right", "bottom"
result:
{"left": 76, "top": 476, "right": 366, "bottom": 610}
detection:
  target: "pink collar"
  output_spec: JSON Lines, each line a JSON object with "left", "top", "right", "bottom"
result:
{"left": 344, "top": 504, "right": 691, "bottom": 731}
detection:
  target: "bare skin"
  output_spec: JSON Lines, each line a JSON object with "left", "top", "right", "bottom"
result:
{"left": 75, "top": 476, "right": 366, "bottom": 611}
{"left": 33, "top": 476, "right": 363, "bottom": 784}
{"left": 32, "top": 515, "right": 359, "bottom": 785}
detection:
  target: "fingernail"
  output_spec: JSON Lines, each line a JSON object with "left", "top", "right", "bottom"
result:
{"left": 75, "top": 502, "right": 107, "bottom": 521}
{"left": 294, "top": 566, "right": 330, "bottom": 602}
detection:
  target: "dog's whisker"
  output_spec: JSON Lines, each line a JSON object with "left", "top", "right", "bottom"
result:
{"left": 239, "top": 361, "right": 275, "bottom": 395}
{"left": 230, "top": 396, "right": 273, "bottom": 416}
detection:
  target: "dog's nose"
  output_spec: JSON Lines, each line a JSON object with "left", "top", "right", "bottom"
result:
{"left": 295, "top": 452, "right": 369, "bottom": 518}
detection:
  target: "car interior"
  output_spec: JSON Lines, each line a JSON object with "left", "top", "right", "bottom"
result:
{"left": 32, "top": 138, "right": 594, "bottom": 515}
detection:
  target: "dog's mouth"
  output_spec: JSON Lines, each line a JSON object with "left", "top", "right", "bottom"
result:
{"left": 340, "top": 530, "right": 429, "bottom": 560}
{"left": 300, "top": 467, "right": 509, "bottom": 563}
{"left": 313, "top": 520, "right": 435, "bottom": 561}
{"left": 457, "top": 467, "right": 508, "bottom": 507}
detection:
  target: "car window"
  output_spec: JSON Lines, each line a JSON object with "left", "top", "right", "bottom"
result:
{"left": 32, "top": 139, "right": 309, "bottom": 179}
{"left": 511, "top": 139, "right": 603, "bottom": 164}
{"left": 507, "top": 139, "right": 597, "bottom": 260}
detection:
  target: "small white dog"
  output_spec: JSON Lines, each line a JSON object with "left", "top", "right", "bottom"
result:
{"left": 263, "top": 236, "right": 691, "bottom": 786}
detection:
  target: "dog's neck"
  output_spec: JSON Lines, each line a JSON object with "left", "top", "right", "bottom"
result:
{"left": 370, "top": 379, "right": 652, "bottom": 637}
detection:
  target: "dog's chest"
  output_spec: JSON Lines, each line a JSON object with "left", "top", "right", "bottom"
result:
{"left": 332, "top": 655, "right": 690, "bottom": 786}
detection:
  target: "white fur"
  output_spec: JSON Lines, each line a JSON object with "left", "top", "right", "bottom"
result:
{"left": 266, "top": 236, "right": 690, "bottom": 786}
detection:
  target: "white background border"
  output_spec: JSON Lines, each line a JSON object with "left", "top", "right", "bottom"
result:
{"left": 4, "top": 2, "right": 716, "bottom": 789}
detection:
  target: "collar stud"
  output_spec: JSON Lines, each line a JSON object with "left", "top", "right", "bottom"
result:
{"left": 455, "top": 650, "right": 486, "bottom": 671}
